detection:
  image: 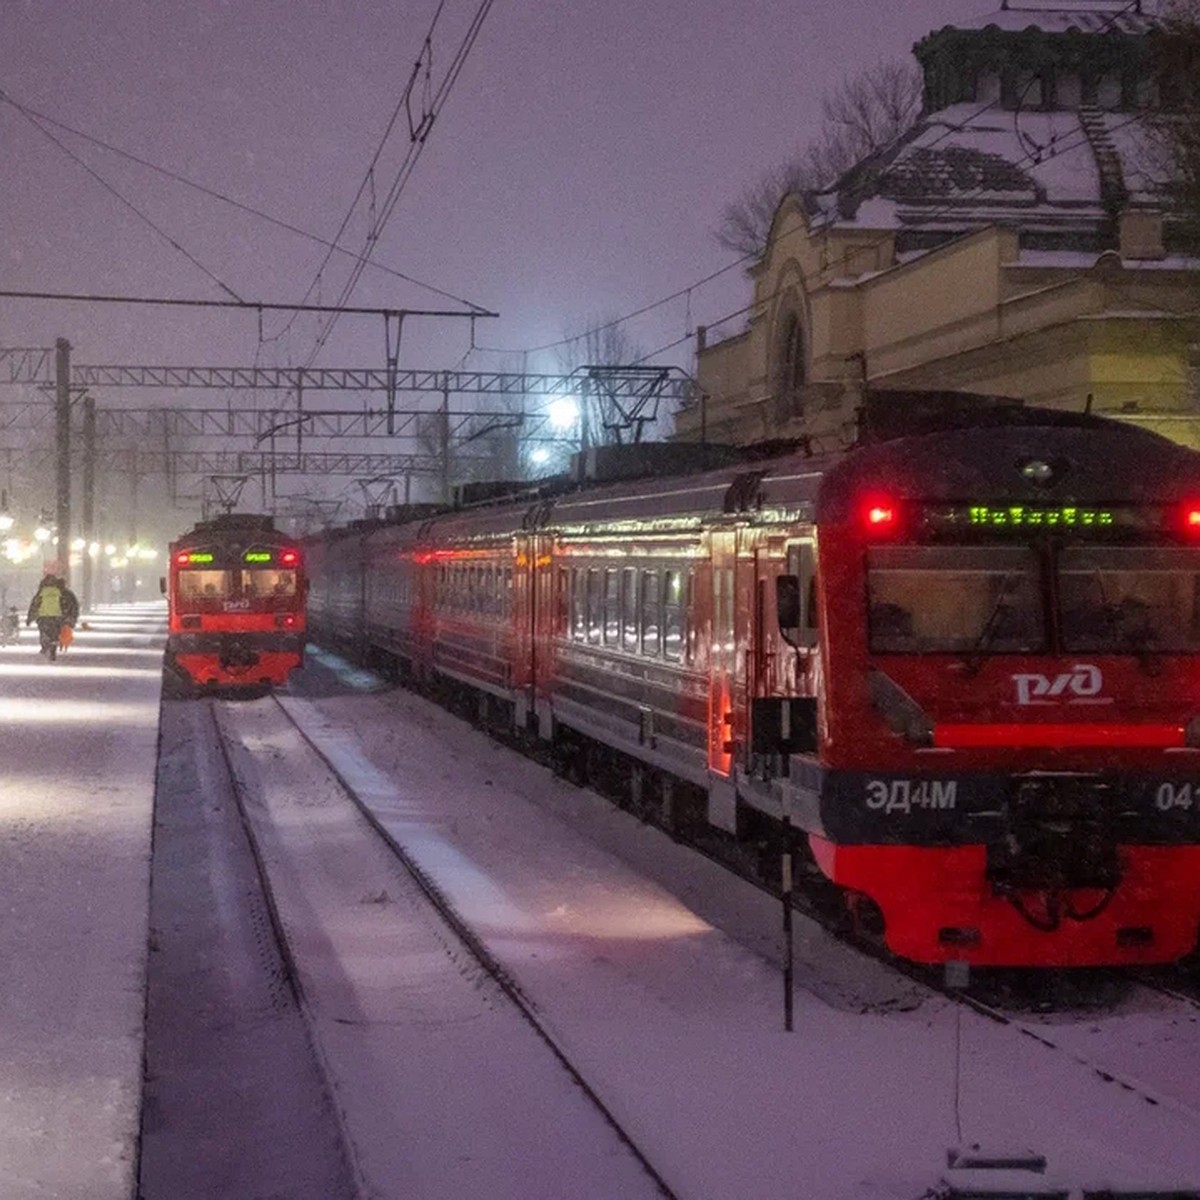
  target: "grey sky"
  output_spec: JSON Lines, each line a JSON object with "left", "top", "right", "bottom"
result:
{"left": 1, "top": 0, "right": 986, "bottom": 378}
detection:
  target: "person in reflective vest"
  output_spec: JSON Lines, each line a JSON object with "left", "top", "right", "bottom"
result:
{"left": 26, "top": 574, "right": 79, "bottom": 661}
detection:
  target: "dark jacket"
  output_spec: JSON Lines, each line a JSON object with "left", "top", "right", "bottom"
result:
{"left": 27, "top": 577, "right": 80, "bottom": 626}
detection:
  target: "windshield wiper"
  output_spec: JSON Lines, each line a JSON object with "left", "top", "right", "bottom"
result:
{"left": 962, "top": 570, "right": 1024, "bottom": 676}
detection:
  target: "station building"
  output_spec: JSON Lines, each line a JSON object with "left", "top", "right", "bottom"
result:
{"left": 678, "top": 1, "right": 1200, "bottom": 449}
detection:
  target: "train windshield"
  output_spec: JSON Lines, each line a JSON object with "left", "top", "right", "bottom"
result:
{"left": 177, "top": 568, "right": 299, "bottom": 603}
{"left": 867, "top": 545, "right": 1044, "bottom": 654}
{"left": 1059, "top": 546, "right": 1200, "bottom": 653}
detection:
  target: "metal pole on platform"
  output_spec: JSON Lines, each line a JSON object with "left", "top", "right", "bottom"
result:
{"left": 55, "top": 338, "right": 71, "bottom": 580}
{"left": 782, "top": 780, "right": 794, "bottom": 1033}
{"left": 82, "top": 396, "right": 95, "bottom": 612}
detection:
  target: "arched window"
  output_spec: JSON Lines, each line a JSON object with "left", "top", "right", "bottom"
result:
{"left": 775, "top": 310, "right": 806, "bottom": 422}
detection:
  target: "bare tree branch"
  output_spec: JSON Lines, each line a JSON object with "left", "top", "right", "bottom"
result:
{"left": 714, "top": 59, "right": 923, "bottom": 257}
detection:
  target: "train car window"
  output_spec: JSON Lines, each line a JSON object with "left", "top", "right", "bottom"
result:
{"left": 1059, "top": 546, "right": 1200, "bottom": 653}
{"left": 244, "top": 569, "right": 297, "bottom": 599}
{"left": 622, "top": 568, "right": 639, "bottom": 652}
{"left": 571, "top": 568, "right": 586, "bottom": 641}
{"left": 785, "top": 541, "right": 818, "bottom": 635}
{"left": 664, "top": 570, "right": 683, "bottom": 661}
{"left": 557, "top": 568, "right": 569, "bottom": 634}
{"left": 684, "top": 570, "right": 698, "bottom": 665}
{"left": 604, "top": 569, "right": 620, "bottom": 646}
{"left": 641, "top": 570, "right": 661, "bottom": 656}
{"left": 178, "top": 570, "right": 232, "bottom": 600}
{"left": 867, "top": 545, "right": 1043, "bottom": 654}
{"left": 587, "top": 568, "right": 603, "bottom": 644}
{"left": 504, "top": 568, "right": 513, "bottom": 616}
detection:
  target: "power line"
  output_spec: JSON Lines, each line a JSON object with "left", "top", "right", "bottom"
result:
{"left": 0, "top": 86, "right": 492, "bottom": 314}
{"left": 6, "top": 95, "right": 244, "bottom": 301}
{"left": 302, "top": 0, "right": 498, "bottom": 367}
{"left": 0, "top": 288, "right": 498, "bottom": 320}
{"left": 472, "top": 0, "right": 1148, "bottom": 364}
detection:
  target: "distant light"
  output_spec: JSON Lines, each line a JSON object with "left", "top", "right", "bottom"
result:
{"left": 88, "top": 543, "right": 100, "bottom": 557}
{"left": 71, "top": 537, "right": 86, "bottom": 551}
{"left": 530, "top": 447, "right": 551, "bottom": 465}
{"left": 34, "top": 527, "right": 51, "bottom": 543}
{"left": 548, "top": 397, "right": 579, "bottom": 431}
{"left": 0, "top": 513, "right": 13, "bottom": 533}
{"left": 104, "top": 544, "right": 116, "bottom": 556}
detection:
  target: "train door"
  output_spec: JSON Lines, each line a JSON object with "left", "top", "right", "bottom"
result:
{"left": 783, "top": 537, "right": 819, "bottom": 698}
{"left": 530, "top": 530, "right": 558, "bottom": 740}
{"left": 707, "top": 529, "right": 738, "bottom": 832}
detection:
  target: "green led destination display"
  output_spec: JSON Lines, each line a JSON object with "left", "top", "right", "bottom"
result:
{"left": 243, "top": 551, "right": 273, "bottom": 563}
{"left": 187, "top": 552, "right": 215, "bottom": 564}
{"left": 966, "top": 505, "right": 1115, "bottom": 528}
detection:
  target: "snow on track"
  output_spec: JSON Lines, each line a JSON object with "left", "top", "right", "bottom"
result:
{"left": 214, "top": 696, "right": 669, "bottom": 1200}
{"left": 277, "top": 661, "right": 1200, "bottom": 1199}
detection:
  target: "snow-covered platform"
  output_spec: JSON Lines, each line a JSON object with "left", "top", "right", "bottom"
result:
{"left": 0, "top": 602, "right": 164, "bottom": 1199}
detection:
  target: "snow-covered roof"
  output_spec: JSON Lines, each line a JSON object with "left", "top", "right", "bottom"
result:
{"left": 808, "top": 103, "right": 1164, "bottom": 252}
{"left": 955, "top": 2, "right": 1162, "bottom": 36}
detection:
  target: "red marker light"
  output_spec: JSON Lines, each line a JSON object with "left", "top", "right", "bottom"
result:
{"left": 283, "top": 614, "right": 296, "bottom": 628}
{"left": 176, "top": 551, "right": 190, "bottom": 566}
{"left": 862, "top": 498, "right": 899, "bottom": 532}
{"left": 280, "top": 549, "right": 299, "bottom": 567}
{"left": 1186, "top": 507, "right": 1200, "bottom": 532}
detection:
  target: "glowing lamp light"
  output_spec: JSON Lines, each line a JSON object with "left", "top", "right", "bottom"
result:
{"left": 279, "top": 549, "right": 299, "bottom": 567}
{"left": 530, "top": 447, "right": 551, "bottom": 466}
{"left": 1182, "top": 503, "right": 1200, "bottom": 535}
{"left": 34, "top": 526, "right": 51, "bottom": 543}
{"left": 176, "top": 552, "right": 191, "bottom": 566}
{"left": 548, "top": 397, "right": 580, "bottom": 431}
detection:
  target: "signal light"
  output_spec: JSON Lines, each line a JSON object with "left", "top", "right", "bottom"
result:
{"left": 280, "top": 549, "right": 299, "bottom": 567}
{"left": 1182, "top": 504, "right": 1200, "bottom": 536}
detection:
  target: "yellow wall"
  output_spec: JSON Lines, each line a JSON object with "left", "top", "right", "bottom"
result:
{"left": 687, "top": 202, "right": 1200, "bottom": 449}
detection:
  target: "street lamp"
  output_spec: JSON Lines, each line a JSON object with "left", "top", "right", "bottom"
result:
{"left": 547, "top": 396, "right": 579, "bottom": 431}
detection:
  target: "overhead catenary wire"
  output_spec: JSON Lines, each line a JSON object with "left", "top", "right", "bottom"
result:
{"left": 0, "top": 86, "right": 492, "bottom": 315}
{"left": 471, "top": 0, "right": 1148, "bottom": 364}
{"left": 5, "top": 95, "right": 244, "bottom": 303}
{"left": 301, "top": 0, "right": 498, "bottom": 369}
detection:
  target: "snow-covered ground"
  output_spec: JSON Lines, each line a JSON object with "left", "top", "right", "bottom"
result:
{"left": 6, "top": 607, "right": 1196, "bottom": 1199}
{"left": 280, "top": 649, "right": 1200, "bottom": 1199}
{"left": 0, "top": 603, "right": 164, "bottom": 1200}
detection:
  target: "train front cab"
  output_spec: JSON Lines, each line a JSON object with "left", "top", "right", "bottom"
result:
{"left": 166, "top": 540, "right": 306, "bottom": 688}
{"left": 770, "top": 422, "right": 1200, "bottom": 968}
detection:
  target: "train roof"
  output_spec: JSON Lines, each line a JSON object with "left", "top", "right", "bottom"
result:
{"left": 307, "top": 398, "right": 1200, "bottom": 545}
{"left": 171, "top": 512, "right": 292, "bottom": 550}
{"left": 816, "top": 409, "right": 1200, "bottom": 521}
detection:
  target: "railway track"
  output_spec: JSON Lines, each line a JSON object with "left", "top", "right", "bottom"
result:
{"left": 300, "top": 652, "right": 1200, "bottom": 1136}
{"left": 208, "top": 691, "right": 677, "bottom": 1200}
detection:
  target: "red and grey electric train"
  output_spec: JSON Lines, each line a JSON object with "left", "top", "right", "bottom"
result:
{"left": 306, "top": 399, "right": 1200, "bottom": 968}
{"left": 165, "top": 513, "right": 306, "bottom": 689}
